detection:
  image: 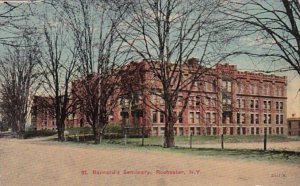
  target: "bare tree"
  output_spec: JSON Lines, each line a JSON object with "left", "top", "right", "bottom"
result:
{"left": 0, "top": 36, "right": 40, "bottom": 138}
{"left": 54, "top": 0, "right": 131, "bottom": 144}
{"left": 222, "top": 0, "right": 300, "bottom": 75}
{"left": 120, "top": 0, "right": 225, "bottom": 147}
{"left": 0, "top": 1, "right": 38, "bottom": 46}
{"left": 36, "top": 6, "right": 79, "bottom": 141}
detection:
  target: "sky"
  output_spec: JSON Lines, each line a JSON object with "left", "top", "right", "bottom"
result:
{"left": 0, "top": 0, "right": 299, "bottom": 118}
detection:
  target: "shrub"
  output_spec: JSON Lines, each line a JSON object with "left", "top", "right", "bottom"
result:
{"left": 105, "top": 125, "right": 122, "bottom": 134}
{"left": 66, "top": 127, "right": 92, "bottom": 135}
{"left": 24, "top": 129, "right": 57, "bottom": 139}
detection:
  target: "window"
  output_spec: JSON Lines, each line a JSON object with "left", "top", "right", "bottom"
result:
{"left": 280, "top": 115, "right": 283, "bottom": 124}
{"left": 160, "top": 127, "right": 165, "bottom": 135}
{"left": 256, "top": 128, "right": 260, "bottom": 135}
{"left": 177, "top": 112, "right": 183, "bottom": 123}
{"left": 264, "top": 114, "right": 267, "bottom": 124}
{"left": 263, "top": 101, "right": 267, "bottom": 109}
{"left": 223, "top": 112, "right": 232, "bottom": 124}
{"left": 267, "top": 101, "right": 271, "bottom": 110}
{"left": 237, "top": 99, "right": 241, "bottom": 108}
{"left": 241, "top": 113, "right": 245, "bottom": 124}
{"left": 189, "top": 112, "right": 195, "bottom": 123}
{"left": 268, "top": 114, "right": 271, "bottom": 124}
{"left": 152, "top": 111, "right": 158, "bottom": 123}
{"left": 195, "top": 112, "right": 200, "bottom": 124}
{"left": 250, "top": 114, "right": 254, "bottom": 124}
{"left": 255, "top": 114, "right": 259, "bottom": 124}
{"left": 222, "top": 80, "right": 232, "bottom": 92}
{"left": 255, "top": 100, "right": 259, "bottom": 109}
{"left": 206, "top": 97, "right": 211, "bottom": 107}
{"left": 212, "top": 113, "right": 216, "bottom": 124}
{"left": 196, "top": 96, "right": 200, "bottom": 106}
{"left": 237, "top": 113, "right": 240, "bottom": 124}
{"left": 160, "top": 112, "right": 164, "bottom": 123}
{"left": 276, "top": 114, "right": 279, "bottom": 124}
{"left": 250, "top": 100, "right": 254, "bottom": 108}
{"left": 206, "top": 112, "right": 211, "bottom": 124}
{"left": 279, "top": 102, "right": 283, "bottom": 110}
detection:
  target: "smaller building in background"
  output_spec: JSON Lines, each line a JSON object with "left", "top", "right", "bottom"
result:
{"left": 31, "top": 96, "right": 56, "bottom": 130}
{"left": 31, "top": 96, "right": 78, "bottom": 130}
{"left": 287, "top": 116, "right": 300, "bottom": 136}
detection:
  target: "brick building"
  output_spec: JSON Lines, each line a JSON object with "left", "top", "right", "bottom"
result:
{"left": 31, "top": 96, "right": 56, "bottom": 130}
{"left": 287, "top": 117, "right": 300, "bottom": 136}
{"left": 31, "top": 96, "right": 78, "bottom": 130}
{"left": 110, "top": 61, "right": 287, "bottom": 136}
{"left": 32, "top": 61, "right": 287, "bottom": 136}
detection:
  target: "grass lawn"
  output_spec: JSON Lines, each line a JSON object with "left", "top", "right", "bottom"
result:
{"left": 55, "top": 134, "right": 300, "bottom": 164}
{"left": 99, "top": 135, "right": 300, "bottom": 146}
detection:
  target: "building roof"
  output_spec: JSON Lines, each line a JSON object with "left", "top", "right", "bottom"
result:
{"left": 287, "top": 117, "right": 300, "bottom": 121}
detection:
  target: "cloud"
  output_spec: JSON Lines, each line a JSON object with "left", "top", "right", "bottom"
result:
{"left": 286, "top": 73, "right": 300, "bottom": 118}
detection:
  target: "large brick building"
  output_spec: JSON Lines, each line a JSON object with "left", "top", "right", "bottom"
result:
{"left": 32, "top": 61, "right": 287, "bottom": 136}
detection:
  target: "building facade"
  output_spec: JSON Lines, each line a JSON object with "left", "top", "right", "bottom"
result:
{"left": 287, "top": 117, "right": 300, "bottom": 136}
{"left": 112, "top": 62, "right": 288, "bottom": 136}
{"left": 32, "top": 61, "right": 288, "bottom": 136}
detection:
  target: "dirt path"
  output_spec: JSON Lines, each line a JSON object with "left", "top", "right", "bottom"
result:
{"left": 0, "top": 138, "right": 299, "bottom": 186}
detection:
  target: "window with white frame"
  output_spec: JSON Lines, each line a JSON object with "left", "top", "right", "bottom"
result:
{"left": 152, "top": 110, "right": 158, "bottom": 123}
{"left": 206, "top": 112, "right": 211, "bottom": 124}
{"left": 189, "top": 112, "right": 195, "bottom": 123}
{"left": 195, "top": 112, "right": 200, "bottom": 124}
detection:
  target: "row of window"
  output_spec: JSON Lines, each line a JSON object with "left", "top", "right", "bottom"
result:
{"left": 152, "top": 111, "right": 183, "bottom": 124}
{"left": 236, "top": 99, "right": 284, "bottom": 110}
{"left": 152, "top": 109, "right": 285, "bottom": 125}
{"left": 152, "top": 127, "right": 285, "bottom": 136}
{"left": 150, "top": 96, "right": 284, "bottom": 109}
{"left": 238, "top": 83, "right": 284, "bottom": 96}
{"left": 241, "top": 113, "right": 284, "bottom": 125}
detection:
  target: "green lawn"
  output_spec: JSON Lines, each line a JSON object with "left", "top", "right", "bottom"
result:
{"left": 99, "top": 135, "right": 300, "bottom": 146}
{"left": 45, "top": 134, "right": 300, "bottom": 164}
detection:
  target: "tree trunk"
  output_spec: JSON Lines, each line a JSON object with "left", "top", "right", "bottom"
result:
{"left": 163, "top": 100, "right": 175, "bottom": 148}
{"left": 94, "top": 132, "right": 100, "bottom": 144}
{"left": 93, "top": 124, "right": 103, "bottom": 144}
{"left": 57, "top": 121, "right": 65, "bottom": 142}
{"left": 164, "top": 125, "right": 175, "bottom": 148}
{"left": 57, "top": 128, "right": 63, "bottom": 142}
{"left": 164, "top": 113, "right": 175, "bottom": 148}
